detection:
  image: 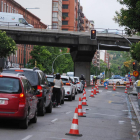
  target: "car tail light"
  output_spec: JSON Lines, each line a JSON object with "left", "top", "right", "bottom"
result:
{"left": 0, "top": 75, "right": 3, "bottom": 77}
{"left": 66, "top": 83, "right": 71, "bottom": 86}
{"left": 36, "top": 85, "right": 43, "bottom": 97}
{"left": 67, "top": 91, "right": 70, "bottom": 94}
{"left": 77, "top": 82, "right": 80, "bottom": 84}
{"left": 15, "top": 70, "right": 24, "bottom": 72}
{"left": 19, "top": 93, "right": 25, "bottom": 105}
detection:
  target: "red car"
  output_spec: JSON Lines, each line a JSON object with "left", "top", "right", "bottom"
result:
{"left": 0, "top": 73, "right": 38, "bottom": 129}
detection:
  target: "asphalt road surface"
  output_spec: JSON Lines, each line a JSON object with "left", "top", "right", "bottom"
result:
{"left": 0, "top": 86, "right": 139, "bottom": 140}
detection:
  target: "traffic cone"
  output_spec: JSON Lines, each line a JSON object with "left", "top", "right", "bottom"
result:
{"left": 82, "top": 94, "right": 88, "bottom": 106}
{"left": 96, "top": 84, "right": 99, "bottom": 93}
{"left": 91, "top": 80, "right": 93, "bottom": 85}
{"left": 113, "top": 84, "right": 116, "bottom": 91}
{"left": 65, "top": 107, "right": 82, "bottom": 136}
{"left": 85, "top": 81, "right": 87, "bottom": 88}
{"left": 124, "top": 87, "right": 127, "bottom": 93}
{"left": 105, "top": 84, "right": 108, "bottom": 89}
{"left": 78, "top": 97, "right": 86, "bottom": 117}
{"left": 89, "top": 87, "right": 94, "bottom": 97}
{"left": 93, "top": 87, "right": 97, "bottom": 95}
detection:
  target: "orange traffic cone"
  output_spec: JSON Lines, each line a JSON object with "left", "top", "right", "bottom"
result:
{"left": 91, "top": 80, "right": 93, "bottom": 85}
{"left": 113, "top": 84, "right": 116, "bottom": 91}
{"left": 89, "top": 87, "right": 94, "bottom": 97}
{"left": 82, "top": 94, "right": 88, "bottom": 106}
{"left": 93, "top": 87, "right": 97, "bottom": 95}
{"left": 96, "top": 84, "right": 99, "bottom": 93}
{"left": 105, "top": 84, "right": 108, "bottom": 89}
{"left": 78, "top": 97, "right": 86, "bottom": 117}
{"left": 65, "top": 107, "right": 82, "bottom": 136}
{"left": 85, "top": 81, "right": 87, "bottom": 88}
{"left": 124, "top": 87, "right": 127, "bottom": 93}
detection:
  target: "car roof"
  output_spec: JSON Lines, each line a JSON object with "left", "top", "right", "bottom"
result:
{"left": 3, "top": 68, "right": 42, "bottom": 72}
{"left": 61, "top": 75, "right": 69, "bottom": 79}
{"left": 0, "top": 73, "right": 27, "bottom": 79}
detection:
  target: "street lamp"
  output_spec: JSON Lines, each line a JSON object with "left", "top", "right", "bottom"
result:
{"left": 52, "top": 53, "right": 70, "bottom": 73}
{"left": 23, "top": 7, "right": 40, "bottom": 68}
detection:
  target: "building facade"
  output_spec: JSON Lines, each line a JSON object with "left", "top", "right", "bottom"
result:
{"left": 0, "top": 0, "right": 47, "bottom": 67}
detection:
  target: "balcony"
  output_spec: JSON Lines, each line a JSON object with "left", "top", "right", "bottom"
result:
{"left": 80, "top": 13, "right": 84, "bottom": 18}
{"left": 80, "top": 19, "right": 84, "bottom": 24}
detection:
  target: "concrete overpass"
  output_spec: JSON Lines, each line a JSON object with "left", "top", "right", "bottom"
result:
{"left": 0, "top": 26, "right": 140, "bottom": 85}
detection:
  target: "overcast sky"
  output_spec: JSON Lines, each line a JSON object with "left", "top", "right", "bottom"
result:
{"left": 15, "top": 0, "right": 125, "bottom": 30}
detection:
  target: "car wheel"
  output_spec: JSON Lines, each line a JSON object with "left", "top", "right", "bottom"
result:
{"left": 39, "top": 102, "right": 46, "bottom": 116}
{"left": 31, "top": 110, "right": 37, "bottom": 123}
{"left": 72, "top": 95, "right": 75, "bottom": 100}
{"left": 68, "top": 94, "right": 72, "bottom": 101}
{"left": 116, "top": 82, "right": 120, "bottom": 85}
{"left": 20, "top": 111, "right": 29, "bottom": 129}
{"left": 46, "top": 101, "right": 52, "bottom": 113}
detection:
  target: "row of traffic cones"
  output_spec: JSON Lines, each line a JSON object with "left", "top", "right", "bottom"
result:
{"left": 66, "top": 83, "right": 100, "bottom": 137}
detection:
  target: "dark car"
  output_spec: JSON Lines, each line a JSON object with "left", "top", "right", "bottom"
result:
{"left": 2, "top": 68, "right": 52, "bottom": 116}
{"left": 0, "top": 73, "right": 38, "bottom": 129}
{"left": 46, "top": 75, "right": 65, "bottom": 104}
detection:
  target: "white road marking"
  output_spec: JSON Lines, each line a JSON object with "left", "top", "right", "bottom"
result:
{"left": 99, "top": 90, "right": 102, "bottom": 92}
{"left": 118, "top": 121, "right": 125, "bottom": 124}
{"left": 92, "top": 113, "right": 120, "bottom": 117}
{"left": 107, "top": 91, "right": 112, "bottom": 92}
{"left": 122, "top": 110, "right": 129, "bottom": 112}
{"left": 21, "top": 135, "right": 32, "bottom": 140}
{"left": 131, "top": 121, "right": 135, "bottom": 125}
{"left": 132, "top": 126, "right": 136, "bottom": 129}
{"left": 51, "top": 118, "right": 58, "bottom": 123}
{"left": 132, "top": 129, "right": 137, "bottom": 132}
{"left": 66, "top": 111, "right": 71, "bottom": 114}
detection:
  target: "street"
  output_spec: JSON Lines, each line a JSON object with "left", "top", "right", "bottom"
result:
{"left": 0, "top": 86, "right": 139, "bottom": 140}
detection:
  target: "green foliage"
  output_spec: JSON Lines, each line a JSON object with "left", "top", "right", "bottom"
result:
{"left": 114, "top": 0, "right": 140, "bottom": 35}
{"left": 0, "top": 30, "right": 17, "bottom": 58}
{"left": 130, "top": 42, "right": 140, "bottom": 62}
{"left": 28, "top": 46, "right": 74, "bottom": 74}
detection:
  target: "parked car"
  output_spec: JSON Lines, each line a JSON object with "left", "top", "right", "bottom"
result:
{"left": 66, "top": 72, "right": 74, "bottom": 77}
{"left": 61, "top": 76, "right": 76, "bottom": 101}
{"left": 2, "top": 67, "right": 53, "bottom": 116}
{"left": 0, "top": 73, "right": 38, "bottom": 129}
{"left": 46, "top": 75, "right": 65, "bottom": 104}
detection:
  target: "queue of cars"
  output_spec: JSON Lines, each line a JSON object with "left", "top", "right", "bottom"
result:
{"left": 0, "top": 68, "right": 84, "bottom": 129}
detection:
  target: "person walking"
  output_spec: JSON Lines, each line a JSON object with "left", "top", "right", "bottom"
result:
{"left": 53, "top": 73, "right": 63, "bottom": 107}
{"left": 93, "top": 75, "right": 96, "bottom": 85}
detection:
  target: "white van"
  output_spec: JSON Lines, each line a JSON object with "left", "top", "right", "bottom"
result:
{"left": 66, "top": 72, "right": 74, "bottom": 77}
{"left": 0, "top": 12, "right": 33, "bottom": 28}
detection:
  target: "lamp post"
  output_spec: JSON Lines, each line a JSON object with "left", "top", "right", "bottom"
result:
{"left": 52, "top": 53, "right": 70, "bottom": 74}
{"left": 23, "top": 7, "right": 40, "bottom": 68}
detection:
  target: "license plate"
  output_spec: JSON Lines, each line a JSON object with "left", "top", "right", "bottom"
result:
{"left": 0, "top": 100, "right": 5, "bottom": 104}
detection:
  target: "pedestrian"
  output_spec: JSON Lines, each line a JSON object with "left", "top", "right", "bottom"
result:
{"left": 129, "top": 78, "right": 132, "bottom": 86}
{"left": 53, "top": 73, "right": 63, "bottom": 107}
{"left": 93, "top": 75, "right": 96, "bottom": 85}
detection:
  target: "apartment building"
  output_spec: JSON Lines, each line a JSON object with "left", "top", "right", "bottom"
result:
{"left": 52, "top": 0, "right": 62, "bottom": 29}
{"left": 104, "top": 50, "right": 110, "bottom": 69}
{"left": 0, "top": 0, "right": 47, "bottom": 67}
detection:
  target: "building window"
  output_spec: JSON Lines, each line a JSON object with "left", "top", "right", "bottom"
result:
{"left": 62, "top": 29, "right": 68, "bottom": 31}
{"left": 1, "top": 1, "right": 3, "bottom": 12}
{"left": 53, "top": 2, "right": 58, "bottom": 11}
{"left": 62, "top": 5, "right": 68, "bottom": 9}
{"left": 4, "top": 3, "right": 6, "bottom": 12}
{"left": 62, "top": 21, "right": 68, "bottom": 25}
{"left": 52, "top": 23, "right": 58, "bottom": 29}
{"left": 63, "top": 0, "right": 68, "bottom": 1}
{"left": 62, "top": 13, "right": 68, "bottom": 17}
{"left": 12, "top": 8, "right": 13, "bottom": 13}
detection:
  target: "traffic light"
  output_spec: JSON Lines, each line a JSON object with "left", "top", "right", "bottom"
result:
{"left": 133, "top": 61, "right": 137, "bottom": 70}
{"left": 90, "top": 30, "right": 96, "bottom": 40}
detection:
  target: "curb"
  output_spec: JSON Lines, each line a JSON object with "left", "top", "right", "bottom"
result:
{"left": 129, "top": 95, "right": 140, "bottom": 124}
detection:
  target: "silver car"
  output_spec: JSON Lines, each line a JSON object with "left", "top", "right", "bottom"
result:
{"left": 74, "top": 77, "right": 84, "bottom": 93}
{"left": 61, "top": 76, "right": 76, "bottom": 101}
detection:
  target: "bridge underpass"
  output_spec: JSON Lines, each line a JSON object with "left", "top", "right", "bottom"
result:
{"left": 1, "top": 27, "right": 140, "bottom": 85}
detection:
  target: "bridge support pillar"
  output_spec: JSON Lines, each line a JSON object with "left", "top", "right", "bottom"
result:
{"left": 74, "top": 62, "right": 90, "bottom": 86}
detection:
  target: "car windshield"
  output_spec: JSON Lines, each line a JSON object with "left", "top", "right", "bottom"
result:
{"left": 47, "top": 77, "right": 54, "bottom": 82}
{"left": 2, "top": 70, "right": 38, "bottom": 86}
{"left": 0, "top": 77, "right": 22, "bottom": 93}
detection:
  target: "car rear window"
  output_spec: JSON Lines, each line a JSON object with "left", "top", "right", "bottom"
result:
{"left": 61, "top": 78, "right": 69, "bottom": 82}
{"left": 0, "top": 77, "right": 22, "bottom": 94}
{"left": 47, "top": 77, "right": 54, "bottom": 82}
{"left": 2, "top": 70, "right": 38, "bottom": 86}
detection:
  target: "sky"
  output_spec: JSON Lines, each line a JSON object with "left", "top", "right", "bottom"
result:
{"left": 15, "top": 0, "right": 125, "bottom": 30}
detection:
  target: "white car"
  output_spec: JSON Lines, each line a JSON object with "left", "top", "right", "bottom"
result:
{"left": 61, "top": 76, "right": 76, "bottom": 101}
{"left": 70, "top": 77, "right": 78, "bottom": 94}
{"left": 74, "top": 77, "right": 84, "bottom": 93}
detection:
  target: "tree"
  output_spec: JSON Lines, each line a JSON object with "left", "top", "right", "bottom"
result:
{"left": 113, "top": 0, "right": 140, "bottom": 35}
{"left": 0, "top": 30, "right": 17, "bottom": 58}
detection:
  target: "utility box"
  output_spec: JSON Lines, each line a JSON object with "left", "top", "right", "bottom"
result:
{"left": 136, "top": 80, "right": 140, "bottom": 106}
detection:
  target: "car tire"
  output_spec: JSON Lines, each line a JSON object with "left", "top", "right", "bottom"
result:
{"left": 31, "top": 110, "right": 37, "bottom": 123}
{"left": 46, "top": 101, "right": 52, "bottom": 113}
{"left": 39, "top": 102, "right": 46, "bottom": 116}
{"left": 116, "top": 82, "right": 120, "bottom": 85}
{"left": 72, "top": 95, "right": 75, "bottom": 100}
{"left": 68, "top": 95, "right": 72, "bottom": 101}
{"left": 20, "top": 111, "right": 29, "bottom": 129}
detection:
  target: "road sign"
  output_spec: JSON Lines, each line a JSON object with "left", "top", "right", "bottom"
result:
{"left": 128, "top": 74, "right": 131, "bottom": 78}
{"left": 133, "top": 71, "right": 139, "bottom": 77}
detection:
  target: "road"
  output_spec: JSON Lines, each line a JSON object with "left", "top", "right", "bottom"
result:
{"left": 0, "top": 86, "right": 139, "bottom": 140}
